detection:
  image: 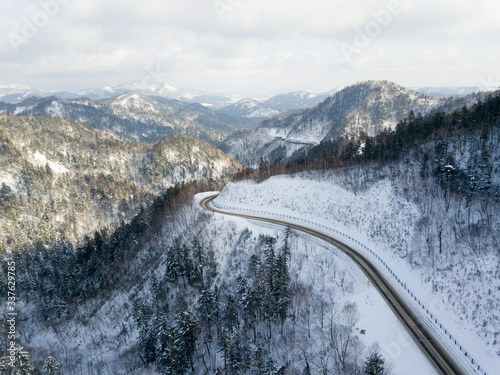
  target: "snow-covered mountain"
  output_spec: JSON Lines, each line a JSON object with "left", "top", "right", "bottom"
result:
{"left": 76, "top": 81, "right": 198, "bottom": 101}
{"left": 0, "top": 93, "right": 238, "bottom": 144}
{"left": 73, "top": 85, "right": 116, "bottom": 100}
{"left": 215, "top": 157, "right": 500, "bottom": 375}
{"left": 263, "top": 90, "right": 331, "bottom": 112}
{"left": 223, "top": 81, "right": 445, "bottom": 166}
{"left": 0, "top": 82, "right": 347, "bottom": 113}
{"left": 76, "top": 81, "right": 240, "bottom": 108}
{"left": 3, "top": 85, "right": 498, "bottom": 375}
{"left": 0, "top": 81, "right": 237, "bottom": 107}
{"left": 0, "top": 114, "right": 241, "bottom": 252}
{"left": 0, "top": 83, "right": 77, "bottom": 103}
{"left": 222, "top": 81, "right": 495, "bottom": 166}
{"left": 217, "top": 98, "right": 280, "bottom": 119}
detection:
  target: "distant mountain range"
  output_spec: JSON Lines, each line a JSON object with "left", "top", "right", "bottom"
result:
{"left": 1, "top": 78, "right": 498, "bottom": 247}
{"left": 0, "top": 83, "right": 79, "bottom": 103}
{"left": 215, "top": 99, "right": 281, "bottom": 128}
{"left": 0, "top": 93, "right": 244, "bottom": 144}
{"left": 217, "top": 98, "right": 280, "bottom": 118}
{"left": 0, "top": 84, "right": 354, "bottom": 142}
{"left": 0, "top": 82, "right": 238, "bottom": 108}
{"left": 3, "top": 80, "right": 498, "bottom": 169}
{"left": 0, "top": 82, "right": 344, "bottom": 113}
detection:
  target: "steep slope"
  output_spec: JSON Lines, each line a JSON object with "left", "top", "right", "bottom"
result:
{"left": 4, "top": 182, "right": 434, "bottom": 374}
{"left": 215, "top": 164, "right": 499, "bottom": 375}
{"left": 142, "top": 134, "right": 241, "bottom": 186}
{"left": 0, "top": 93, "right": 238, "bottom": 144}
{"left": 214, "top": 93, "right": 500, "bottom": 374}
{"left": 0, "top": 114, "right": 241, "bottom": 252}
{"left": 223, "top": 81, "right": 488, "bottom": 166}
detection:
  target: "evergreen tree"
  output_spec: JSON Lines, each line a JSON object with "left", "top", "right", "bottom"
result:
{"left": 223, "top": 294, "right": 238, "bottom": 333}
{"left": 8, "top": 346, "right": 34, "bottom": 375}
{"left": 197, "top": 287, "right": 219, "bottom": 330}
{"left": 363, "top": 352, "right": 385, "bottom": 375}
{"left": 155, "top": 313, "right": 175, "bottom": 374}
{"left": 151, "top": 273, "right": 169, "bottom": 311}
{"left": 226, "top": 331, "right": 250, "bottom": 374}
{"left": 364, "top": 137, "right": 375, "bottom": 160}
{"left": 139, "top": 319, "right": 157, "bottom": 365}
{"left": 42, "top": 356, "right": 62, "bottom": 375}
{"left": 259, "top": 157, "right": 269, "bottom": 170}
{"left": 275, "top": 250, "right": 290, "bottom": 324}
{"left": 262, "top": 237, "right": 277, "bottom": 331}
{"left": 344, "top": 142, "right": 357, "bottom": 159}
{"left": 172, "top": 306, "right": 199, "bottom": 373}
{"left": 282, "top": 227, "right": 292, "bottom": 262}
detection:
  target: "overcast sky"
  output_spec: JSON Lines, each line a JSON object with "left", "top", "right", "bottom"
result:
{"left": 1, "top": 0, "right": 499, "bottom": 95}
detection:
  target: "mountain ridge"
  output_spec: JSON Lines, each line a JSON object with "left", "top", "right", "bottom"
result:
{"left": 222, "top": 80, "right": 493, "bottom": 166}
{"left": 0, "top": 93, "right": 244, "bottom": 145}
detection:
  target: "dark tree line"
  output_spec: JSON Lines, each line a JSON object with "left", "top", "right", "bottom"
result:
{"left": 131, "top": 232, "right": 292, "bottom": 375}
{"left": 0, "top": 180, "right": 223, "bottom": 322}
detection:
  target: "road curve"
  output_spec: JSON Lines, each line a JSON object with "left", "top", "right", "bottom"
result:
{"left": 199, "top": 193, "right": 466, "bottom": 375}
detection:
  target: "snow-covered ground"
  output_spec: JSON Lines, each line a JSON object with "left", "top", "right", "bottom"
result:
{"left": 211, "top": 173, "right": 499, "bottom": 375}
{"left": 14, "top": 193, "right": 434, "bottom": 374}
{"left": 12, "top": 175, "right": 497, "bottom": 373}
{"left": 33, "top": 151, "right": 70, "bottom": 174}
{"left": 196, "top": 193, "right": 436, "bottom": 374}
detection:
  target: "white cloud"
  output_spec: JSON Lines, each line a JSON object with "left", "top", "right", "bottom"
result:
{"left": 0, "top": 0, "right": 499, "bottom": 94}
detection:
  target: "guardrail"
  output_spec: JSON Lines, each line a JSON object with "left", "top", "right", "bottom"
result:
{"left": 210, "top": 199, "right": 487, "bottom": 375}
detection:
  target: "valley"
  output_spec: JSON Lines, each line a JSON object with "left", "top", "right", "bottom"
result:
{"left": 0, "top": 80, "right": 498, "bottom": 375}
{"left": 2, "top": 0, "right": 499, "bottom": 373}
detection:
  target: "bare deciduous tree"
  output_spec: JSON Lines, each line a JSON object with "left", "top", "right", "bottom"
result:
{"left": 341, "top": 302, "right": 360, "bottom": 332}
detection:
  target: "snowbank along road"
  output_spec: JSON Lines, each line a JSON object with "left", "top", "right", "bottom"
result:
{"left": 198, "top": 193, "right": 467, "bottom": 375}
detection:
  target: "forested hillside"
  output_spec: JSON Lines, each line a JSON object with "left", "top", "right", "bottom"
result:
{"left": 220, "top": 92, "right": 500, "bottom": 373}
{"left": 223, "top": 81, "right": 490, "bottom": 166}
{"left": 0, "top": 93, "right": 241, "bottom": 145}
{"left": 1, "top": 181, "right": 431, "bottom": 374}
{"left": 1, "top": 91, "right": 498, "bottom": 374}
{"left": 0, "top": 114, "right": 240, "bottom": 252}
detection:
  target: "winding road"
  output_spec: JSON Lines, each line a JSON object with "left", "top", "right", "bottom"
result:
{"left": 199, "top": 193, "right": 468, "bottom": 375}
